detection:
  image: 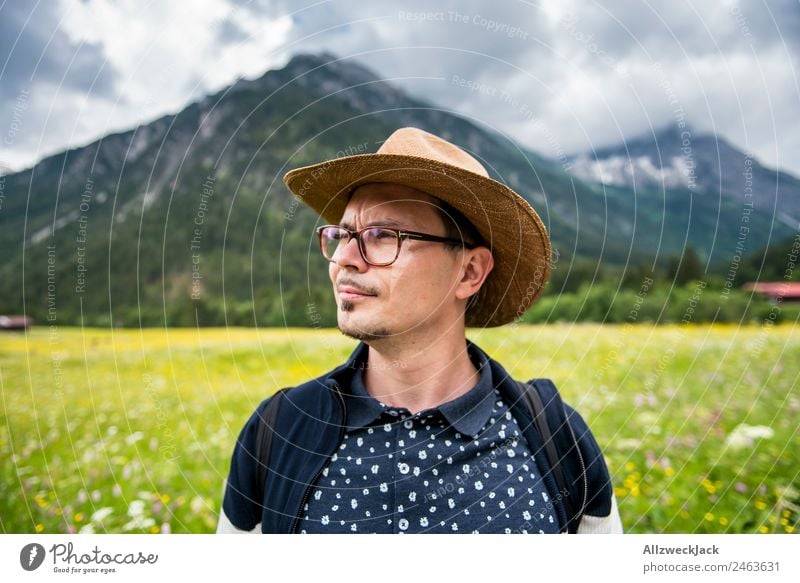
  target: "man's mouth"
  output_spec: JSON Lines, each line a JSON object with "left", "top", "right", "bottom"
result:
{"left": 338, "top": 285, "right": 376, "bottom": 300}
{"left": 337, "top": 283, "right": 377, "bottom": 301}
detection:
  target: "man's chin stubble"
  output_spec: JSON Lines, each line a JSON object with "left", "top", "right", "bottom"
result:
{"left": 337, "top": 301, "right": 391, "bottom": 342}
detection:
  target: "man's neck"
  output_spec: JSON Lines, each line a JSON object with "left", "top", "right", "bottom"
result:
{"left": 361, "top": 331, "right": 480, "bottom": 415}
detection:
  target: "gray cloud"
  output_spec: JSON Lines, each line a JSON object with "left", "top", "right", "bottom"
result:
{"left": 0, "top": 0, "right": 118, "bottom": 104}
{"left": 267, "top": 0, "right": 561, "bottom": 144}
{"left": 216, "top": 17, "right": 251, "bottom": 45}
{"left": 256, "top": 0, "right": 799, "bottom": 173}
{"left": 0, "top": 0, "right": 121, "bottom": 171}
{"left": 1, "top": 0, "right": 798, "bottom": 176}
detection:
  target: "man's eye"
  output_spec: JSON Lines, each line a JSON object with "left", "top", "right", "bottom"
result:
{"left": 366, "top": 228, "right": 394, "bottom": 239}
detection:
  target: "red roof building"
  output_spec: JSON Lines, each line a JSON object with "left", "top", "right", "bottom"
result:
{"left": 0, "top": 315, "right": 33, "bottom": 330}
{"left": 743, "top": 282, "right": 800, "bottom": 303}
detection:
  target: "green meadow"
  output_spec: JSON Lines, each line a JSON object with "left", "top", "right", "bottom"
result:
{"left": 1, "top": 324, "right": 797, "bottom": 534}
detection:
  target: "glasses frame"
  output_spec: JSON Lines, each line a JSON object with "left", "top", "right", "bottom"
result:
{"left": 316, "top": 224, "right": 477, "bottom": 266}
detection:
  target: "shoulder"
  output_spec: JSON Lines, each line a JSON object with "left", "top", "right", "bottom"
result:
{"left": 507, "top": 376, "right": 621, "bottom": 531}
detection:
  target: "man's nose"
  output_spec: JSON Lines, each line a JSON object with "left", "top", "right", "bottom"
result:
{"left": 333, "top": 235, "right": 368, "bottom": 270}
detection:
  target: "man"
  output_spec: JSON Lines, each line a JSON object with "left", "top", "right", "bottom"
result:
{"left": 217, "top": 127, "right": 622, "bottom": 534}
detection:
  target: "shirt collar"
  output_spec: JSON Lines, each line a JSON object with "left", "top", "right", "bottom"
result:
{"left": 341, "top": 339, "right": 496, "bottom": 437}
{"left": 340, "top": 343, "right": 386, "bottom": 431}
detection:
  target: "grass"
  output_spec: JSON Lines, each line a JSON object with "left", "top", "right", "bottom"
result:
{"left": 1, "top": 324, "right": 797, "bottom": 534}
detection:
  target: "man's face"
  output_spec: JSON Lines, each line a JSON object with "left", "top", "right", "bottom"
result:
{"left": 328, "top": 183, "right": 469, "bottom": 344}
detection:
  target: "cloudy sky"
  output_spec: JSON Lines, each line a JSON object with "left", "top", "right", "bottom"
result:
{"left": 2, "top": 0, "right": 799, "bottom": 175}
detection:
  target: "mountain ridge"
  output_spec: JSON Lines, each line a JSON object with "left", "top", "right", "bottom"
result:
{"left": 0, "top": 52, "right": 794, "bottom": 326}
{"left": 569, "top": 124, "right": 800, "bottom": 230}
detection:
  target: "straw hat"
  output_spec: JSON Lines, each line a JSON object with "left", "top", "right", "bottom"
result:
{"left": 283, "top": 127, "right": 551, "bottom": 327}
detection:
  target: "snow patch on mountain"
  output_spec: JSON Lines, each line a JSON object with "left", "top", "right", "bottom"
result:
{"left": 569, "top": 154, "right": 694, "bottom": 190}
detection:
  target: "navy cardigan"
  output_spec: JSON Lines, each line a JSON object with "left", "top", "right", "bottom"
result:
{"left": 221, "top": 340, "right": 614, "bottom": 533}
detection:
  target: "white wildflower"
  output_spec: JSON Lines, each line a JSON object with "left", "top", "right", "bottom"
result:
{"left": 725, "top": 424, "right": 774, "bottom": 450}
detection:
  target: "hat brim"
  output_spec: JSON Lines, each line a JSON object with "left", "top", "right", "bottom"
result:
{"left": 284, "top": 154, "right": 551, "bottom": 327}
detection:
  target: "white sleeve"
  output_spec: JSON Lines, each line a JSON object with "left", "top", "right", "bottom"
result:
{"left": 577, "top": 493, "right": 624, "bottom": 534}
{"left": 216, "top": 508, "right": 261, "bottom": 534}
{"left": 215, "top": 478, "right": 261, "bottom": 534}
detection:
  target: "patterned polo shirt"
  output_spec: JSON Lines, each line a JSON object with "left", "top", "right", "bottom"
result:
{"left": 298, "top": 342, "right": 560, "bottom": 534}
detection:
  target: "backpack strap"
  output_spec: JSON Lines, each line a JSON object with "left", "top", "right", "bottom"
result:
{"left": 255, "top": 388, "right": 290, "bottom": 503}
{"left": 517, "top": 379, "right": 585, "bottom": 533}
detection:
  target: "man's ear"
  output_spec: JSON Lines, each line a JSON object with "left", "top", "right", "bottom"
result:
{"left": 455, "top": 247, "right": 494, "bottom": 302}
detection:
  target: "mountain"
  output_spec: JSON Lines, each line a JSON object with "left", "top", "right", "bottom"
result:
{"left": 569, "top": 126, "right": 800, "bottom": 230}
{"left": 0, "top": 53, "right": 795, "bottom": 327}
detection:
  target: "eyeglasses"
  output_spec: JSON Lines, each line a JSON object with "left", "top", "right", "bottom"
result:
{"left": 316, "top": 225, "right": 476, "bottom": 266}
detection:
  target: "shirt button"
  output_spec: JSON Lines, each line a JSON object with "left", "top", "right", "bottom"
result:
{"left": 403, "top": 420, "right": 413, "bottom": 429}
{"left": 398, "top": 518, "right": 409, "bottom": 531}
{"left": 398, "top": 462, "right": 410, "bottom": 474}
{"left": 388, "top": 410, "right": 399, "bottom": 417}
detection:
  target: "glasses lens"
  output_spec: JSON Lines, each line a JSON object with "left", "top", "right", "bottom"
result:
{"left": 320, "top": 226, "right": 348, "bottom": 261}
{"left": 361, "top": 227, "right": 399, "bottom": 265}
